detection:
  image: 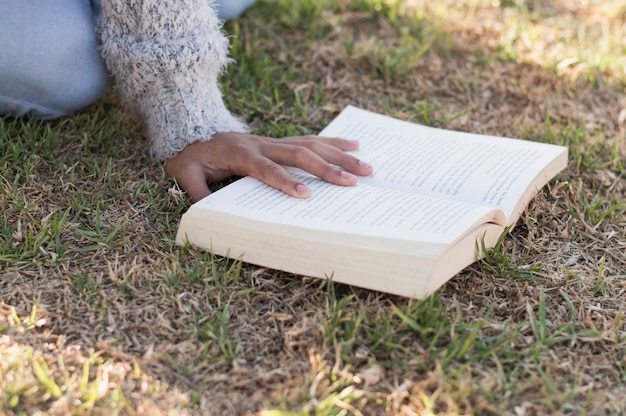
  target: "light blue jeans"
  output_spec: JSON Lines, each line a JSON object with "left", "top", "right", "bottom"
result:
{"left": 0, "top": 0, "right": 255, "bottom": 119}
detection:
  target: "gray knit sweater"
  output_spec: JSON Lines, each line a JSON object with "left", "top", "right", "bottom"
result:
{"left": 98, "top": 0, "right": 249, "bottom": 161}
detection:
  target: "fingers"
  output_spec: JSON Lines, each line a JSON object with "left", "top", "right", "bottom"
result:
{"left": 234, "top": 135, "right": 374, "bottom": 198}
{"left": 164, "top": 133, "right": 374, "bottom": 202}
{"left": 259, "top": 144, "right": 357, "bottom": 186}
{"left": 244, "top": 158, "right": 313, "bottom": 198}
{"left": 302, "top": 135, "right": 361, "bottom": 151}
{"left": 268, "top": 136, "right": 374, "bottom": 177}
{"left": 303, "top": 139, "right": 373, "bottom": 176}
{"left": 236, "top": 146, "right": 362, "bottom": 199}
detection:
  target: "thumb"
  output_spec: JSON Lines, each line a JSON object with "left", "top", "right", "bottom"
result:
{"left": 174, "top": 164, "right": 212, "bottom": 203}
{"left": 184, "top": 179, "right": 211, "bottom": 203}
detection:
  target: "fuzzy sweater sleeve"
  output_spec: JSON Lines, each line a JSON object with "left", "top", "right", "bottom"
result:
{"left": 98, "top": 0, "right": 249, "bottom": 161}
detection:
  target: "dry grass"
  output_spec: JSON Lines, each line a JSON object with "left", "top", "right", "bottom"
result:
{"left": 1, "top": 0, "right": 625, "bottom": 415}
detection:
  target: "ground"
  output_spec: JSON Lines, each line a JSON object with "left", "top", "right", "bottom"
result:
{"left": 1, "top": 0, "right": 625, "bottom": 415}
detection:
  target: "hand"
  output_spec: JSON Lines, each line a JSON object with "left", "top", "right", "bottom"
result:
{"left": 164, "top": 132, "right": 374, "bottom": 202}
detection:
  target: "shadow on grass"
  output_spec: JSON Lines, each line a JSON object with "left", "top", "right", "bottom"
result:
{"left": 1, "top": 0, "right": 625, "bottom": 414}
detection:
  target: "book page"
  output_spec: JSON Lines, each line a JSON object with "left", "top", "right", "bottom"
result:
{"left": 195, "top": 173, "right": 503, "bottom": 245}
{"left": 320, "top": 106, "right": 567, "bottom": 220}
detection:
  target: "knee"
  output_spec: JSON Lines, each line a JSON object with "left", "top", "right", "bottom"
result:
{"left": 0, "top": 4, "right": 111, "bottom": 119}
{"left": 215, "top": 0, "right": 256, "bottom": 21}
{"left": 32, "top": 17, "right": 111, "bottom": 117}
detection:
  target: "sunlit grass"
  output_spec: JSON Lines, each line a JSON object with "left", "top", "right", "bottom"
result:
{"left": 1, "top": 0, "right": 625, "bottom": 415}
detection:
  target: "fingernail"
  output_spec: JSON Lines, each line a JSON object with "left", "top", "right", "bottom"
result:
{"left": 340, "top": 170, "right": 357, "bottom": 181}
{"left": 358, "top": 160, "right": 372, "bottom": 170}
{"left": 295, "top": 183, "right": 311, "bottom": 197}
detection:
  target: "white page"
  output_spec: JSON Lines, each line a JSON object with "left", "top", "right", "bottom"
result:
{"left": 321, "top": 106, "right": 566, "bottom": 219}
{"left": 196, "top": 173, "right": 500, "bottom": 245}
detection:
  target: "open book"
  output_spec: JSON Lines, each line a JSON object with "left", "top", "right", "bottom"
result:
{"left": 176, "top": 106, "right": 568, "bottom": 298}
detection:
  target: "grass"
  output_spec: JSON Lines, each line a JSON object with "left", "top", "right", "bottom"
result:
{"left": 1, "top": 0, "right": 626, "bottom": 414}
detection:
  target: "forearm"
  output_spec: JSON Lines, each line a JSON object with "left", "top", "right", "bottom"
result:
{"left": 98, "top": 0, "right": 249, "bottom": 161}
